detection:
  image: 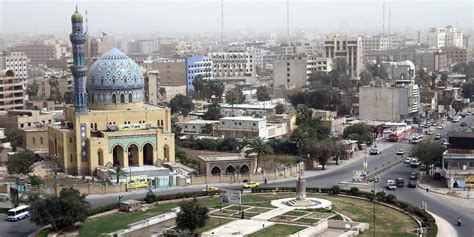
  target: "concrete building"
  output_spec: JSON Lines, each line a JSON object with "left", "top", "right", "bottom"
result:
{"left": 0, "top": 52, "right": 28, "bottom": 79}
{"left": 153, "top": 61, "right": 186, "bottom": 86}
{"left": 359, "top": 80, "right": 420, "bottom": 122}
{"left": 128, "top": 40, "right": 159, "bottom": 54}
{"left": 176, "top": 41, "right": 203, "bottom": 57}
{"left": 394, "top": 49, "right": 448, "bottom": 72}
{"left": 178, "top": 120, "right": 219, "bottom": 135}
{"left": 0, "top": 109, "right": 59, "bottom": 130}
{"left": 157, "top": 85, "right": 186, "bottom": 103}
{"left": 209, "top": 51, "right": 256, "bottom": 85}
{"left": 13, "top": 44, "right": 63, "bottom": 64}
{"left": 324, "top": 35, "right": 363, "bottom": 80}
{"left": 380, "top": 60, "right": 416, "bottom": 80}
{"left": 27, "top": 74, "right": 73, "bottom": 100}
{"left": 196, "top": 153, "right": 254, "bottom": 175}
{"left": 144, "top": 71, "right": 159, "bottom": 105}
{"left": 273, "top": 55, "right": 332, "bottom": 89}
{"left": 441, "top": 47, "right": 467, "bottom": 65}
{"left": 219, "top": 99, "right": 285, "bottom": 117}
{"left": 21, "top": 127, "right": 48, "bottom": 155}
{"left": 442, "top": 132, "right": 474, "bottom": 188}
{"left": 0, "top": 70, "right": 24, "bottom": 111}
{"left": 418, "top": 26, "right": 464, "bottom": 48}
{"left": 361, "top": 35, "right": 391, "bottom": 53}
{"left": 185, "top": 55, "right": 212, "bottom": 92}
{"left": 215, "top": 117, "right": 287, "bottom": 139}
{"left": 281, "top": 42, "right": 319, "bottom": 55}
{"left": 158, "top": 39, "right": 178, "bottom": 59}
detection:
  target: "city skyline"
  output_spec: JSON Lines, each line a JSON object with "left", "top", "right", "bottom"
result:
{"left": 1, "top": 0, "right": 472, "bottom": 37}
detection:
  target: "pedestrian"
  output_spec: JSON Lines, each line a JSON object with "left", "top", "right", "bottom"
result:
{"left": 426, "top": 187, "right": 429, "bottom": 192}
{"left": 457, "top": 218, "right": 461, "bottom": 226}
{"left": 264, "top": 178, "right": 267, "bottom": 184}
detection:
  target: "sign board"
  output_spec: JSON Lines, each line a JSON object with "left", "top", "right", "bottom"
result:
{"left": 353, "top": 170, "right": 364, "bottom": 182}
{"left": 118, "top": 124, "right": 146, "bottom": 131}
{"left": 219, "top": 190, "right": 241, "bottom": 205}
{"left": 465, "top": 176, "right": 474, "bottom": 188}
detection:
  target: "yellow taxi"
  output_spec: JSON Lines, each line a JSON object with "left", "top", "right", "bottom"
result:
{"left": 242, "top": 182, "right": 259, "bottom": 189}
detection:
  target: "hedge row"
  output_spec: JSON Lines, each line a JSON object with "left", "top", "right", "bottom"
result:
{"left": 251, "top": 186, "right": 437, "bottom": 237}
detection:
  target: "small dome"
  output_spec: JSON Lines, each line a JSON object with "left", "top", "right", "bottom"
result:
{"left": 71, "top": 11, "right": 83, "bottom": 22}
{"left": 87, "top": 48, "right": 144, "bottom": 110}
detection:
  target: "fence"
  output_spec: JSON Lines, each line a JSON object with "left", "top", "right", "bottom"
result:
{"left": 30, "top": 182, "right": 127, "bottom": 196}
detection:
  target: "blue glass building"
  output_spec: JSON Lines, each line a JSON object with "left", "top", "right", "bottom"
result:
{"left": 185, "top": 55, "right": 212, "bottom": 93}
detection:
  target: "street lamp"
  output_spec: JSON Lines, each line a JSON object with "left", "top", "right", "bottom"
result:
{"left": 369, "top": 177, "right": 380, "bottom": 237}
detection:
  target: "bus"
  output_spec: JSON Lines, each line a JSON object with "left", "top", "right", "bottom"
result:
{"left": 125, "top": 175, "right": 148, "bottom": 189}
{"left": 7, "top": 205, "right": 30, "bottom": 221}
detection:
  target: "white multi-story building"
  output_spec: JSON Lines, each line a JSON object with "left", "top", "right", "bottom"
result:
{"left": 209, "top": 52, "right": 256, "bottom": 85}
{"left": 219, "top": 99, "right": 286, "bottom": 117}
{"left": 324, "top": 35, "right": 363, "bottom": 80}
{"left": 0, "top": 52, "right": 28, "bottom": 79}
{"left": 380, "top": 60, "right": 416, "bottom": 80}
{"left": 359, "top": 80, "right": 420, "bottom": 122}
{"left": 418, "top": 26, "right": 464, "bottom": 48}
{"left": 128, "top": 39, "right": 159, "bottom": 54}
{"left": 361, "top": 35, "right": 391, "bottom": 53}
{"left": 216, "top": 116, "right": 287, "bottom": 139}
{"left": 273, "top": 55, "right": 333, "bottom": 89}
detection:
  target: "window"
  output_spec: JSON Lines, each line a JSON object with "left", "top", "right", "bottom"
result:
{"left": 32, "top": 137, "right": 36, "bottom": 145}
{"left": 70, "top": 154, "right": 73, "bottom": 162}
{"left": 69, "top": 137, "right": 72, "bottom": 143}
{"left": 40, "top": 137, "right": 43, "bottom": 144}
{"left": 128, "top": 93, "right": 132, "bottom": 103}
{"left": 20, "top": 124, "right": 24, "bottom": 128}
{"left": 112, "top": 94, "right": 117, "bottom": 103}
{"left": 120, "top": 94, "right": 125, "bottom": 103}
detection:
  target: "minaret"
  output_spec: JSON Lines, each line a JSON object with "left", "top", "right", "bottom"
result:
{"left": 70, "top": 6, "right": 88, "bottom": 113}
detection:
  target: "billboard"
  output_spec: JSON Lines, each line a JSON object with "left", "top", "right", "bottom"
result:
{"left": 219, "top": 190, "right": 241, "bottom": 205}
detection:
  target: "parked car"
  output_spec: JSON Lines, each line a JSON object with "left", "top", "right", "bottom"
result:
{"left": 460, "top": 122, "right": 467, "bottom": 126}
{"left": 437, "top": 125, "right": 444, "bottom": 129}
{"left": 369, "top": 146, "right": 381, "bottom": 155}
{"left": 410, "top": 159, "right": 421, "bottom": 168}
{"left": 242, "top": 182, "right": 259, "bottom": 189}
{"left": 397, "top": 149, "right": 406, "bottom": 155}
{"left": 404, "top": 157, "right": 412, "bottom": 164}
{"left": 386, "top": 180, "right": 397, "bottom": 190}
{"left": 396, "top": 178, "right": 404, "bottom": 187}
{"left": 409, "top": 173, "right": 417, "bottom": 180}
{"left": 434, "top": 134, "right": 441, "bottom": 140}
{"left": 203, "top": 186, "right": 220, "bottom": 192}
{"left": 407, "top": 180, "right": 417, "bottom": 188}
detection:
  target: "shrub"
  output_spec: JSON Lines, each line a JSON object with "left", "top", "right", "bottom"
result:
{"left": 144, "top": 192, "right": 158, "bottom": 204}
{"left": 88, "top": 203, "right": 117, "bottom": 216}
{"left": 350, "top": 187, "right": 359, "bottom": 195}
{"left": 331, "top": 185, "right": 340, "bottom": 194}
{"left": 375, "top": 191, "right": 387, "bottom": 201}
{"left": 386, "top": 194, "right": 397, "bottom": 203}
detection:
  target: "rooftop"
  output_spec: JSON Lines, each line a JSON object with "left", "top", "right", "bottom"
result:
{"left": 180, "top": 120, "right": 219, "bottom": 125}
{"left": 220, "top": 116, "right": 265, "bottom": 121}
{"left": 197, "top": 155, "right": 249, "bottom": 162}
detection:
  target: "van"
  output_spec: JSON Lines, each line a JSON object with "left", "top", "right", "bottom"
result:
{"left": 126, "top": 175, "right": 148, "bottom": 189}
{"left": 7, "top": 205, "right": 29, "bottom": 221}
{"left": 386, "top": 180, "right": 397, "bottom": 190}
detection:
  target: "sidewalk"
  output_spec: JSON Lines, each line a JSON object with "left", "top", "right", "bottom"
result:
{"left": 418, "top": 175, "right": 473, "bottom": 199}
{"left": 428, "top": 211, "right": 458, "bottom": 237}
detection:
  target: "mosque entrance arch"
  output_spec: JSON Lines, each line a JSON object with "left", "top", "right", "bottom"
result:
{"left": 128, "top": 144, "right": 139, "bottom": 166}
{"left": 225, "top": 165, "right": 236, "bottom": 174}
{"left": 143, "top": 143, "right": 154, "bottom": 165}
{"left": 112, "top": 145, "right": 124, "bottom": 167}
{"left": 240, "top": 164, "right": 250, "bottom": 174}
{"left": 211, "top": 166, "right": 221, "bottom": 175}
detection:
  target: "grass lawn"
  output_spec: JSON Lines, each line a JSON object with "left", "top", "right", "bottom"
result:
{"left": 247, "top": 207, "right": 274, "bottom": 213}
{"left": 78, "top": 202, "right": 178, "bottom": 237}
{"left": 248, "top": 224, "right": 305, "bottom": 237}
{"left": 195, "top": 217, "right": 233, "bottom": 234}
{"left": 294, "top": 217, "right": 319, "bottom": 224}
{"left": 284, "top": 210, "right": 310, "bottom": 216}
{"left": 35, "top": 228, "right": 52, "bottom": 237}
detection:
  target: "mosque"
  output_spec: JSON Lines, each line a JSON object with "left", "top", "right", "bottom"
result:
{"left": 48, "top": 8, "right": 175, "bottom": 175}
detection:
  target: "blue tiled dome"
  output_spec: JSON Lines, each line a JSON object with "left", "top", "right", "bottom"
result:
{"left": 87, "top": 48, "right": 144, "bottom": 107}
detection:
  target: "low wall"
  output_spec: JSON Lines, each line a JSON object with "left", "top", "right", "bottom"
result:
{"left": 0, "top": 183, "right": 10, "bottom": 194}
{"left": 107, "top": 209, "right": 179, "bottom": 237}
{"left": 190, "top": 164, "right": 303, "bottom": 185}
{"left": 33, "top": 183, "right": 127, "bottom": 195}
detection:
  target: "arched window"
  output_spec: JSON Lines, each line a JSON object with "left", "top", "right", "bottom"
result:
{"left": 128, "top": 93, "right": 132, "bottom": 103}
{"left": 112, "top": 94, "right": 117, "bottom": 103}
{"left": 40, "top": 137, "right": 43, "bottom": 144}
{"left": 91, "top": 94, "right": 95, "bottom": 103}
{"left": 33, "top": 137, "right": 36, "bottom": 145}
{"left": 120, "top": 94, "right": 125, "bottom": 103}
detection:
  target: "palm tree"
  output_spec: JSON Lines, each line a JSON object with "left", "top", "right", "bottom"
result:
{"left": 108, "top": 165, "right": 127, "bottom": 184}
{"left": 245, "top": 137, "right": 273, "bottom": 173}
{"left": 290, "top": 127, "right": 309, "bottom": 160}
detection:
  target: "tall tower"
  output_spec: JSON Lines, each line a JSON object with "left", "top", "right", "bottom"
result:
{"left": 70, "top": 7, "right": 88, "bottom": 113}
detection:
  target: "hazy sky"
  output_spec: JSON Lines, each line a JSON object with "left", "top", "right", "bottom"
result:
{"left": 0, "top": 0, "right": 472, "bottom": 37}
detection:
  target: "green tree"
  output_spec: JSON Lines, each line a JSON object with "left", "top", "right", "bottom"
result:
{"left": 296, "top": 107, "right": 312, "bottom": 125}
{"left": 175, "top": 146, "right": 197, "bottom": 167}
{"left": 275, "top": 103, "right": 286, "bottom": 114}
{"left": 29, "top": 188, "right": 89, "bottom": 230}
{"left": 48, "top": 76, "right": 61, "bottom": 102}
{"left": 201, "top": 124, "right": 214, "bottom": 134}
{"left": 305, "top": 139, "right": 335, "bottom": 170}
{"left": 63, "top": 90, "right": 74, "bottom": 104}
{"left": 203, "top": 103, "right": 221, "bottom": 120}
{"left": 245, "top": 137, "right": 273, "bottom": 173}
{"left": 7, "top": 149, "right": 36, "bottom": 175}
{"left": 410, "top": 140, "right": 445, "bottom": 174}
{"left": 225, "top": 87, "right": 245, "bottom": 104}
{"left": 256, "top": 86, "right": 271, "bottom": 101}
{"left": 29, "top": 175, "right": 44, "bottom": 187}
{"left": 343, "top": 123, "right": 373, "bottom": 144}
{"left": 208, "top": 80, "right": 225, "bottom": 99}
{"left": 108, "top": 165, "right": 127, "bottom": 184}
{"left": 438, "top": 95, "right": 454, "bottom": 106}
{"left": 170, "top": 94, "right": 194, "bottom": 116}
{"left": 6, "top": 128, "right": 23, "bottom": 151}
{"left": 26, "top": 80, "right": 40, "bottom": 98}
{"left": 462, "top": 82, "right": 474, "bottom": 99}
{"left": 192, "top": 76, "right": 206, "bottom": 99}
{"left": 359, "top": 70, "right": 373, "bottom": 86}
{"left": 176, "top": 198, "right": 209, "bottom": 234}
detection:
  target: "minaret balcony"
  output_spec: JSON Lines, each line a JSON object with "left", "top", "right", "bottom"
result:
{"left": 69, "top": 34, "right": 87, "bottom": 44}
{"left": 71, "top": 65, "right": 88, "bottom": 77}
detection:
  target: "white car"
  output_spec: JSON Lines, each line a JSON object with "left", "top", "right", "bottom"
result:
{"left": 404, "top": 158, "right": 412, "bottom": 164}
{"left": 437, "top": 125, "right": 444, "bottom": 129}
{"left": 386, "top": 180, "right": 397, "bottom": 190}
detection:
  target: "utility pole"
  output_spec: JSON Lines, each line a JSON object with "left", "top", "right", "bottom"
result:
{"left": 382, "top": 1, "right": 385, "bottom": 35}
{"left": 221, "top": 0, "right": 224, "bottom": 42}
{"left": 287, "top": 0, "right": 290, "bottom": 39}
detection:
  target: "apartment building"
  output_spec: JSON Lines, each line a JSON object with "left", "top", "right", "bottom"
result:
{"left": 0, "top": 109, "right": 59, "bottom": 130}
{"left": 0, "top": 70, "right": 24, "bottom": 111}
{"left": 273, "top": 55, "right": 332, "bottom": 89}
{"left": 185, "top": 55, "right": 212, "bottom": 92}
{"left": 418, "top": 26, "right": 464, "bottom": 48}
{"left": 219, "top": 99, "right": 285, "bottom": 117}
{"left": 144, "top": 71, "right": 159, "bottom": 105}
{"left": 0, "top": 52, "right": 28, "bottom": 79}
{"left": 441, "top": 47, "right": 467, "bottom": 65}
{"left": 14, "top": 44, "right": 64, "bottom": 64}
{"left": 128, "top": 39, "right": 159, "bottom": 54}
{"left": 361, "top": 35, "right": 391, "bottom": 53}
{"left": 324, "top": 35, "right": 363, "bottom": 80}
{"left": 153, "top": 60, "right": 186, "bottom": 86}
{"left": 215, "top": 116, "right": 287, "bottom": 139}
{"left": 209, "top": 51, "right": 256, "bottom": 85}
{"left": 442, "top": 132, "right": 474, "bottom": 188}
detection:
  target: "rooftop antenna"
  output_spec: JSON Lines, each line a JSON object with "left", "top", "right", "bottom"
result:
{"left": 287, "top": 0, "right": 290, "bottom": 39}
{"left": 364, "top": 17, "right": 368, "bottom": 36}
{"left": 388, "top": 7, "right": 391, "bottom": 36}
{"left": 382, "top": 1, "right": 385, "bottom": 35}
{"left": 221, "top": 0, "right": 224, "bottom": 42}
{"left": 85, "top": 10, "right": 88, "bottom": 33}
